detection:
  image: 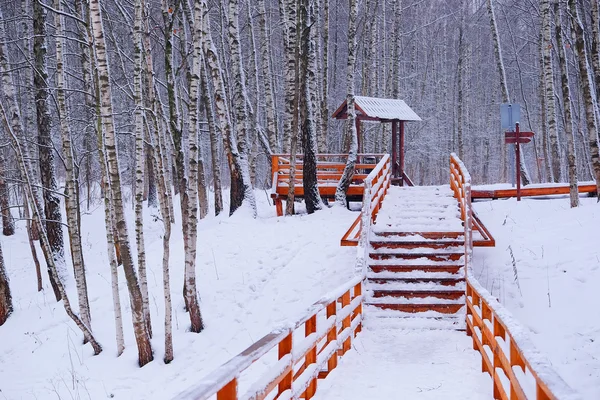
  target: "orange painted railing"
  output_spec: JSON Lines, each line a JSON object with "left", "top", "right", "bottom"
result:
{"left": 450, "top": 154, "right": 495, "bottom": 247}
{"left": 452, "top": 154, "right": 579, "bottom": 400}
{"left": 340, "top": 154, "right": 391, "bottom": 247}
{"left": 271, "top": 154, "right": 385, "bottom": 216}
{"left": 466, "top": 279, "right": 579, "bottom": 400}
{"left": 174, "top": 275, "right": 365, "bottom": 400}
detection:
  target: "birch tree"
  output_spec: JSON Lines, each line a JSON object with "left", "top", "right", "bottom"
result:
{"left": 33, "top": 0, "right": 65, "bottom": 299}
{"left": 53, "top": 0, "right": 92, "bottom": 332}
{"left": 319, "top": 0, "right": 329, "bottom": 153}
{"left": 133, "top": 0, "right": 151, "bottom": 337}
{"left": 554, "top": 1, "right": 578, "bottom": 207}
{"left": 0, "top": 148, "right": 14, "bottom": 236}
{"left": 257, "top": 0, "right": 279, "bottom": 151}
{"left": 301, "top": 0, "right": 323, "bottom": 214}
{"left": 541, "top": 0, "right": 561, "bottom": 182}
{"left": 335, "top": 0, "right": 359, "bottom": 205}
{"left": 88, "top": 0, "right": 153, "bottom": 366}
{"left": 183, "top": 0, "right": 205, "bottom": 334}
{"left": 569, "top": 0, "right": 600, "bottom": 198}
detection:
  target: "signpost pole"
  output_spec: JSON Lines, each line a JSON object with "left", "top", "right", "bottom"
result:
{"left": 516, "top": 122, "right": 521, "bottom": 201}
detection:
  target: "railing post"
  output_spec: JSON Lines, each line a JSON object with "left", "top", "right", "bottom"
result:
{"left": 217, "top": 379, "right": 237, "bottom": 400}
{"left": 341, "top": 290, "right": 351, "bottom": 354}
{"left": 352, "top": 281, "right": 363, "bottom": 334}
{"left": 278, "top": 332, "right": 293, "bottom": 396}
{"left": 305, "top": 315, "right": 317, "bottom": 399}
{"left": 326, "top": 301, "right": 338, "bottom": 373}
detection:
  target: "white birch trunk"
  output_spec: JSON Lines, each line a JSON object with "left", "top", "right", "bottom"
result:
{"left": 54, "top": 0, "right": 92, "bottom": 333}
{"left": 541, "top": 0, "right": 561, "bottom": 182}
{"left": 554, "top": 2, "right": 579, "bottom": 207}
{"left": 569, "top": 0, "right": 600, "bottom": 198}
{"left": 335, "top": 0, "right": 359, "bottom": 205}
{"left": 133, "top": 0, "right": 151, "bottom": 337}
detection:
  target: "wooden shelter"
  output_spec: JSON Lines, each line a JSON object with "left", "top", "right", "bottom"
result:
{"left": 332, "top": 96, "right": 421, "bottom": 185}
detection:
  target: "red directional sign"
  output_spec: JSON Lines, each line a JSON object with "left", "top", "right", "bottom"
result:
{"left": 505, "top": 131, "right": 534, "bottom": 139}
{"left": 505, "top": 137, "right": 532, "bottom": 144}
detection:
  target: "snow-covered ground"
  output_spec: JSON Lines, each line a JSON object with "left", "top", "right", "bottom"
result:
{"left": 0, "top": 193, "right": 357, "bottom": 399}
{"left": 313, "top": 323, "right": 491, "bottom": 399}
{"left": 472, "top": 195, "right": 599, "bottom": 399}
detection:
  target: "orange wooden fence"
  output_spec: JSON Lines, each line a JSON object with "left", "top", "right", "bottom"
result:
{"left": 452, "top": 153, "right": 579, "bottom": 400}
{"left": 271, "top": 154, "right": 384, "bottom": 216}
{"left": 174, "top": 276, "right": 365, "bottom": 400}
{"left": 340, "top": 155, "right": 391, "bottom": 246}
{"left": 450, "top": 154, "right": 495, "bottom": 247}
{"left": 466, "top": 279, "right": 579, "bottom": 400}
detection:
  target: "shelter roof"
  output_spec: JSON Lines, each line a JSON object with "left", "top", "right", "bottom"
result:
{"left": 332, "top": 96, "right": 422, "bottom": 122}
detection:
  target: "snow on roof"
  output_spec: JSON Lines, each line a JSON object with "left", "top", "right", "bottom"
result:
{"left": 332, "top": 96, "right": 422, "bottom": 121}
{"left": 355, "top": 96, "right": 421, "bottom": 121}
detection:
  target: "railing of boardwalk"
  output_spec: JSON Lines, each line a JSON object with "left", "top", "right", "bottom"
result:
{"left": 341, "top": 154, "right": 391, "bottom": 247}
{"left": 173, "top": 275, "right": 364, "bottom": 400}
{"left": 450, "top": 154, "right": 580, "bottom": 400}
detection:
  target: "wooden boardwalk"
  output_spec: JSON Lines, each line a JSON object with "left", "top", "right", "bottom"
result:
{"left": 174, "top": 154, "right": 579, "bottom": 400}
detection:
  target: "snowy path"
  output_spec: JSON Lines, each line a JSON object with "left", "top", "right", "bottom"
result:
{"left": 314, "top": 322, "right": 491, "bottom": 399}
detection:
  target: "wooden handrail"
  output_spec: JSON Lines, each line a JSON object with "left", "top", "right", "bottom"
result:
{"left": 173, "top": 275, "right": 365, "bottom": 400}
{"left": 466, "top": 278, "right": 580, "bottom": 400}
{"left": 452, "top": 153, "right": 580, "bottom": 400}
{"left": 340, "top": 155, "right": 391, "bottom": 247}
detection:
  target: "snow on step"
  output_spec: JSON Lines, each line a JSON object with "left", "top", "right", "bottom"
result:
{"left": 312, "top": 327, "right": 490, "bottom": 399}
{"left": 368, "top": 281, "right": 465, "bottom": 291}
{"left": 368, "top": 257, "right": 464, "bottom": 266}
{"left": 367, "top": 269, "right": 464, "bottom": 280}
{"left": 367, "top": 295, "right": 465, "bottom": 305}
{"left": 369, "top": 246, "right": 464, "bottom": 254}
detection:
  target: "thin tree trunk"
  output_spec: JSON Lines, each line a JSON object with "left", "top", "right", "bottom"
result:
{"left": 335, "top": 0, "right": 359, "bottom": 205}
{"left": 88, "top": 0, "right": 153, "bottom": 366}
{"left": 257, "top": 0, "right": 279, "bottom": 151}
{"left": 457, "top": 16, "right": 466, "bottom": 160}
{"left": 54, "top": 0, "right": 92, "bottom": 333}
{"left": 133, "top": 0, "right": 152, "bottom": 338}
{"left": 319, "top": 0, "right": 329, "bottom": 153}
{"left": 286, "top": 0, "right": 302, "bottom": 216}
{"left": 0, "top": 148, "right": 14, "bottom": 236}
{"left": 200, "top": 58, "right": 223, "bottom": 216}
{"left": 555, "top": 2, "right": 579, "bottom": 207}
{"left": 183, "top": 0, "right": 205, "bottom": 334}
{"left": 542, "top": 0, "right": 561, "bottom": 182}
{"left": 301, "top": 0, "right": 324, "bottom": 214}
{"left": 282, "top": 0, "right": 297, "bottom": 153}
{"left": 0, "top": 240, "right": 12, "bottom": 326}
{"left": 23, "top": 201, "right": 43, "bottom": 291}
{"left": 569, "top": 0, "right": 600, "bottom": 199}
{"left": 590, "top": 0, "right": 600, "bottom": 107}
{"left": 33, "top": 0, "right": 64, "bottom": 300}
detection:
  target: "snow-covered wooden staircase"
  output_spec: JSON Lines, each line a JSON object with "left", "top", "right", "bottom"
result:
{"left": 364, "top": 185, "right": 467, "bottom": 330}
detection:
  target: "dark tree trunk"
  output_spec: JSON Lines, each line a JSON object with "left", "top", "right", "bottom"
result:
{"left": 33, "top": 0, "right": 64, "bottom": 300}
{"left": 0, "top": 241, "right": 12, "bottom": 326}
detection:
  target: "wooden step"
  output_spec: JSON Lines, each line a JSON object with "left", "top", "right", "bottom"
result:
{"left": 371, "top": 289, "right": 465, "bottom": 300}
{"left": 367, "top": 277, "right": 464, "bottom": 286}
{"left": 372, "top": 231, "right": 464, "bottom": 240}
{"left": 369, "top": 252, "right": 464, "bottom": 262}
{"left": 370, "top": 240, "right": 464, "bottom": 250}
{"left": 367, "top": 303, "right": 464, "bottom": 314}
{"left": 369, "top": 265, "right": 463, "bottom": 274}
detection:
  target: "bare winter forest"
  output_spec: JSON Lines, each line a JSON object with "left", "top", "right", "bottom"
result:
{"left": 1, "top": 0, "right": 600, "bottom": 379}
